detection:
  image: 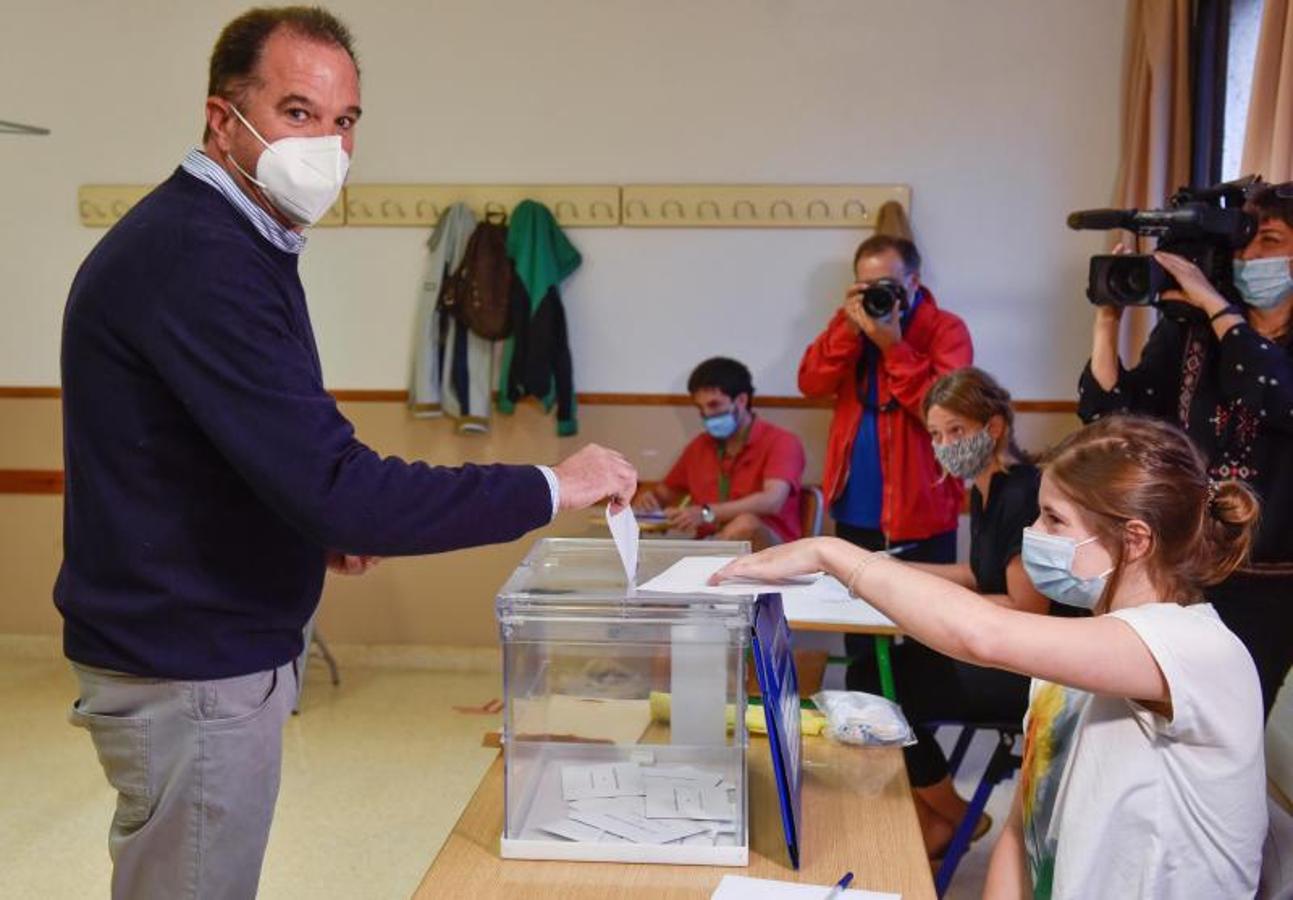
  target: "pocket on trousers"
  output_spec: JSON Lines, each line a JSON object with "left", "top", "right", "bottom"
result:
{"left": 197, "top": 667, "right": 284, "bottom": 731}
{"left": 69, "top": 705, "right": 151, "bottom": 830}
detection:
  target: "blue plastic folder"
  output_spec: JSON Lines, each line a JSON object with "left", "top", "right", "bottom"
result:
{"left": 751, "top": 593, "right": 803, "bottom": 869}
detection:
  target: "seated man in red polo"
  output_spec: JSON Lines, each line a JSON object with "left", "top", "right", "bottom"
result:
{"left": 633, "top": 357, "right": 805, "bottom": 549}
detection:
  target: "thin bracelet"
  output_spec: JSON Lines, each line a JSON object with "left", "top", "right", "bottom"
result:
{"left": 1209, "top": 305, "right": 1241, "bottom": 322}
{"left": 845, "top": 552, "right": 884, "bottom": 598}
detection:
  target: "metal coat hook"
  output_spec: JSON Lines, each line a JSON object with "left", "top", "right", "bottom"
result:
{"left": 591, "top": 200, "right": 616, "bottom": 220}
{"left": 414, "top": 199, "right": 440, "bottom": 221}
{"left": 554, "top": 200, "right": 578, "bottom": 221}
{"left": 843, "top": 199, "right": 868, "bottom": 220}
{"left": 380, "top": 199, "right": 407, "bottom": 219}
{"left": 770, "top": 200, "right": 793, "bottom": 220}
{"left": 661, "top": 200, "right": 685, "bottom": 219}
{"left": 733, "top": 200, "right": 757, "bottom": 220}
{"left": 0, "top": 119, "right": 50, "bottom": 135}
{"left": 807, "top": 200, "right": 831, "bottom": 220}
{"left": 696, "top": 200, "right": 721, "bottom": 220}
{"left": 625, "top": 199, "right": 648, "bottom": 220}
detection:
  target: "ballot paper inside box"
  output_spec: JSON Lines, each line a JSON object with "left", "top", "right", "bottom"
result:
{"left": 495, "top": 538, "right": 755, "bottom": 865}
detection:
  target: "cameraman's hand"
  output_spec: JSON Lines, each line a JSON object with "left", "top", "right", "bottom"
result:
{"left": 867, "top": 311, "right": 901, "bottom": 352}
{"left": 1153, "top": 251, "right": 1230, "bottom": 317}
{"left": 842, "top": 286, "right": 869, "bottom": 334}
{"left": 844, "top": 287, "right": 901, "bottom": 352}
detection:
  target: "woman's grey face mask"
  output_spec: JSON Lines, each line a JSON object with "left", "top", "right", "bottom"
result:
{"left": 933, "top": 427, "right": 996, "bottom": 479}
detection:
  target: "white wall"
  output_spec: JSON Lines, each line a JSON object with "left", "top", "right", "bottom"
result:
{"left": 0, "top": 0, "right": 1125, "bottom": 398}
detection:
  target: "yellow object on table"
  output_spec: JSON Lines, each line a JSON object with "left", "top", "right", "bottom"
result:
{"left": 647, "top": 690, "right": 827, "bottom": 737}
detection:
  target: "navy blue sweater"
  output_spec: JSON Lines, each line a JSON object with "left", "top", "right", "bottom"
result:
{"left": 56, "top": 170, "right": 552, "bottom": 679}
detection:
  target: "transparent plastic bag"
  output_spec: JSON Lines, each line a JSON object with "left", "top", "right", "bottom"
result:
{"left": 811, "top": 690, "right": 916, "bottom": 747}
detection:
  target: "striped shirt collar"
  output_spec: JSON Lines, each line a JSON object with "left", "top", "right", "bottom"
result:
{"left": 180, "top": 148, "right": 306, "bottom": 255}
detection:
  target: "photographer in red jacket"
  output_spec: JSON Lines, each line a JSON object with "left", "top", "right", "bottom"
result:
{"left": 799, "top": 234, "right": 973, "bottom": 692}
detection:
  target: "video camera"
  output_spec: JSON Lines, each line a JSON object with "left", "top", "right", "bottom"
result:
{"left": 1067, "top": 177, "right": 1258, "bottom": 319}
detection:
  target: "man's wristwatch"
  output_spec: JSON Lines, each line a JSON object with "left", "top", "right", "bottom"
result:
{"left": 700, "top": 504, "right": 716, "bottom": 525}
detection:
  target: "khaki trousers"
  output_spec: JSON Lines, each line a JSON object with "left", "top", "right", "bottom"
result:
{"left": 69, "top": 661, "right": 296, "bottom": 899}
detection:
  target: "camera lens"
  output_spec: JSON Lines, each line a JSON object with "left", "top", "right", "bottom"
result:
{"left": 1107, "top": 260, "right": 1149, "bottom": 303}
{"left": 861, "top": 289, "right": 893, "bottom": 318}
{"left": 860, "top": 279, "right": 905, "bottom": 318}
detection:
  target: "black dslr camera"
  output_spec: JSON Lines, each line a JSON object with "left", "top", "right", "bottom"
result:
{"left": 860, "top": 278, "right": 907, "bottom": 318}
{"left": 1067, "top": 177, "right": 1258, "bottom": 320}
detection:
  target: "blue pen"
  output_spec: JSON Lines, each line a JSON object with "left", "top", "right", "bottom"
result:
{"left": 823, "top": 871, "right": 853, "bottom": 899}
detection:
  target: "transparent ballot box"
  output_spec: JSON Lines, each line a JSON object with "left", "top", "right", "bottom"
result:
{"left": 496, "top": 538, "right": 755, "bottom": 865}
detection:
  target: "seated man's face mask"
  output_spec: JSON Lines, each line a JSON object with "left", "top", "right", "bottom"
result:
{"left": 226, "top": 104, "right": 349, "bottom": 227}
{"left": 703, "top": 409, "right": 739, "bottom": 440}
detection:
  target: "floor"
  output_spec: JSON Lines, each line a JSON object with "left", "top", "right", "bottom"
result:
{"left": 0, "top": 647, "right": 504, "bottom": 899}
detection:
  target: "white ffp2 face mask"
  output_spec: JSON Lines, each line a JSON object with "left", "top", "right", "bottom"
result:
{"left": 226, "top": 104, "right": 349, "bottom": 226}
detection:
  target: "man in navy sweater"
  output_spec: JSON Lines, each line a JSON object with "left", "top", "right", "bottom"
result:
{"left": 57, "top": 8, "right": 636, "bottom": 898}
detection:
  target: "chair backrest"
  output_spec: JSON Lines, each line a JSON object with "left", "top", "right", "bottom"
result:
{"left": 799, "top": 484, "right": 825, "bottom": 538}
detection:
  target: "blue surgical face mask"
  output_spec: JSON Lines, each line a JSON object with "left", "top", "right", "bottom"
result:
{"left": 1021, "top": 527, "right": 1114, "bottom": 610}
{"left": 703, "top": 410, "right": 739, "bottom": 440}
{"left": 1234, "top": 256, "right": 1293, "bottom": 310}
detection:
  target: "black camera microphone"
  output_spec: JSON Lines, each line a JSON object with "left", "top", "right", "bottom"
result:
{"left": 1067, "top": 208, "right": 1136, "bottom": 230}
{"left": 1068, "top": 207, "right": 1220, "bottom": 233}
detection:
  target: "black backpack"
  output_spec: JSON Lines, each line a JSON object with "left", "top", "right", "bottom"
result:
{"left": 438, "top": 212, "right": 514, "bottom": 341}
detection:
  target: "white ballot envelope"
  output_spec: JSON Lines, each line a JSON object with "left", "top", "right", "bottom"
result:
{"left": 606, "top": 503, "right": 641, "bottom": 587}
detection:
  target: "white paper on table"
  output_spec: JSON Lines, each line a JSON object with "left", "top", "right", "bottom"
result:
{"left": 569, "top": 808, "right": 710, "bottom": 844}
{"left": 710, "top": 874, "right": 900, "bottom": 899}
{"left": 640, "top": 765, "right": 724, "bottom": 788}
{"left": 561, "top": 762, "right": 644, "bottom": 801}
{"left": 778, "top": 576, "right": 895, "bottom": 631}
{"left": 606, "top": 503, "right": 641, "bottom": 587}
{"left": 644, "top": 781, "right": 735, "bottom": 821}
{"left": 637, "top": 556, "right": 823, "bottom": 596}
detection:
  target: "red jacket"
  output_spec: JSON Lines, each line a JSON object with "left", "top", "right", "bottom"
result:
{"left": 799, "top": 289, "right": 973, "bottom": 541}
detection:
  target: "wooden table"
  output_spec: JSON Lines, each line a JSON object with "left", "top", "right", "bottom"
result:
{"left": 415, "top": 733, "right": 936, "bottom": 899}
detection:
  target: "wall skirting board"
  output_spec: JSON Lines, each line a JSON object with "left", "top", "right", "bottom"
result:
{"left": 0, "top": 385, "right": 1076, "bottom": 412}
{"left": 77, "top": 182, "right": 912, "bottom": 230}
